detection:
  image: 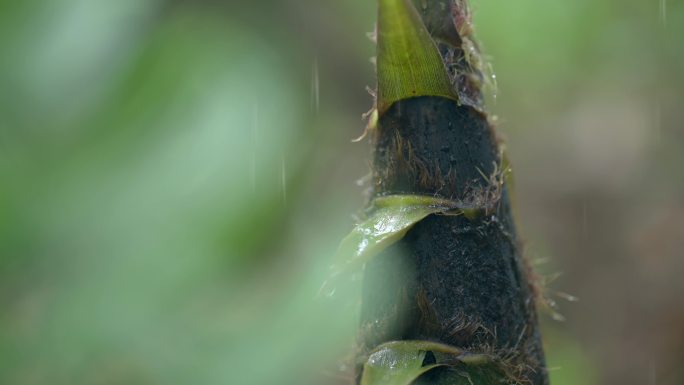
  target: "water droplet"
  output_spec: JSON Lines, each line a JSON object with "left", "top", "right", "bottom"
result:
{"left": 551, "top": 311, "right": 566, "bottom": 322}
{"left": 317, "top": 277, "right": 338, "bottom": 299}
{"left": 556, "top": 291, "right": 579, "bottom": 302}
{"left": 251, "top": 102, "right": 259, "bottom": 192}
{"left": 582, "top": 200, "right": 588, "bottom": 240}
{"left": 281, "top": 155, "right": 287, "bottom": 205}
{"left": 654, "top": 101, "right": 662, "bottom": 144}
{"left": 311, "top": 57, "right": 320, "bottom": 114}
{"left": 355, "top": 174, "right": 370, "bottom": 187}
{"left": 487, "top": 62, "right": 498, "bottom": 101}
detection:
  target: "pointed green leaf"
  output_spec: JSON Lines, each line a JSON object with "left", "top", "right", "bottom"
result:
{"left": 361, "top": 341, "right": 462, "bottom": 385}
{"left": 377, "top": 0, "right": 457, "bottom": 114}
{"left": 331, "top": 195, "right": 457, "bottom": 277}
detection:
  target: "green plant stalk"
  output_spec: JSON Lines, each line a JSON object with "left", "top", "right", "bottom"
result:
{"left": 353, "top": 1, "right": 549, "bottom": 384}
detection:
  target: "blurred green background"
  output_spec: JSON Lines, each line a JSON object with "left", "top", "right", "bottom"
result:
{"left": 0, "top": 0, "right": 682, "bottom": 384}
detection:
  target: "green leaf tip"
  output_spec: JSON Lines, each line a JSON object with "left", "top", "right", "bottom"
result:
{"left": 360, "top": 340, "right": 497, "bottom": 385}
{"left": 361, "top": 341, "right": 458, "bottom": 385}
{"left": 377, "top": 0, "right": 457, "bottom": 115}
{"left": 330, "top": 195, "right": 458, "bottom": 278}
